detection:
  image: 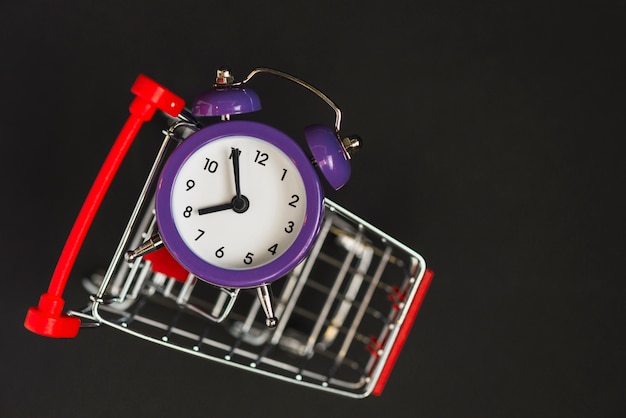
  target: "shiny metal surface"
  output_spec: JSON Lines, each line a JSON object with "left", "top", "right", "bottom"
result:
{"left": 240, "top": 67, "right": 343, "bottom": 133}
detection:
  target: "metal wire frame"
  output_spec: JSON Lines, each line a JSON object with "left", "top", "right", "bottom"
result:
{"left": 71, "top": 196, "right": 427, "bottom": 398}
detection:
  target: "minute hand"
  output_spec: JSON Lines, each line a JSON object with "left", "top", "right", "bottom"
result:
{"left": 232, "top": 147, "right": 242, "bottom": 198}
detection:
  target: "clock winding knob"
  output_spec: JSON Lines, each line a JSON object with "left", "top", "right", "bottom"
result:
{"left": 341, "top": 134, "right": 362, "bottom": 158}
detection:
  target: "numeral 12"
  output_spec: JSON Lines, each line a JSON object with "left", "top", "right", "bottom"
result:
{"left": 254, "top": 150, "right": 269, "bottom": 166}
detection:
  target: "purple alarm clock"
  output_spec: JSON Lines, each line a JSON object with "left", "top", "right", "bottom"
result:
{"left": 153, "top": 68, "right": 360, "bottom": 325}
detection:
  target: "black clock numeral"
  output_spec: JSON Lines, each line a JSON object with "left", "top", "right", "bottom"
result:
{"left": 268, "top": 243, "right": 278, "bottom": 255}
{"left": 244, "top": 252, "right": 254, "bottom": 265}
{"left": 204, "top": 158, "right": 219, "bottom": 173}
{"left": 186, "top": 179, "right": 195, "bottom": 191}
{"left": 281, "top": 169, "right": 287, "bottom": 181}
{"left": 183, "top": 206, "right": 193, "bottom": 218}
{"left": 215, "top": 246, "right": 225, "bottom": 258}
{"left": 288, "top": 194, "right": 299, "bottom": 208}
{"left": 285, "top": 221, "right": 295, "bottom": 233}
{"left": 254, "top": 150, "right": 269, "bottom": 166}
{"left": 195, "top": 229, "right": 205, "bottom": 241}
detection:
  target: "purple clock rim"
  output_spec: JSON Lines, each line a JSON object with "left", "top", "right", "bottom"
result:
{"left": 155, "top": 120, "right": 324, "bottom": 288}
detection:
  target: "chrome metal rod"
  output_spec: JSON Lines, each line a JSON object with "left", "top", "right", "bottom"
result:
{"left": 241, "top": 67, "right": 342, "bottom": 132}
{"left": 303, "top": 227, "right": 364, "bottom": 357}
{"left": 334, "top": 245, "right": 392, "bottom": 369}
{"left": 95, "top": 127, "right": 179, "bottom": 301}
{"left": 319, "top": 238, "right": 374, "bottom": 349}
{"left": 270, "top": 210, "right": 336, "bottom": 346}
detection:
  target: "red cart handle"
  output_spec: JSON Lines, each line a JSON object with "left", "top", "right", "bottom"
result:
{"left": 25, "top": 75, "right": 185, "bottom": 338}
{"left": 372, "top": 269, "right": 434, "bottom": 396}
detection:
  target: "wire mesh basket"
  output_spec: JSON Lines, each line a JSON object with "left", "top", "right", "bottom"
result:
{"left": 72, "top": 198, "right": 431, "bottom": 398}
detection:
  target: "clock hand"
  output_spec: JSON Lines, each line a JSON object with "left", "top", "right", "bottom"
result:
{"left": 198, "top": 148, "right": 250, "bottom": 216}
{"left": 198, "top": 195, "right": 250, "bottom": 215}
{"left": 230, "top": 147, "right": 250, "bottom": 214}
{"left": 231, "top": 147, "right": 242, "bottom": 199}
{"left": 198, "top": 202, "right": 233, "bottom": 215}
{"left": 198, "top": 149, "right": 243, "bottom": 216}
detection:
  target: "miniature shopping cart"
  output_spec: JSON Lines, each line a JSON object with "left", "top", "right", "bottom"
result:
{"left": 25, "top": 68, "right": 433, "bottom": 398}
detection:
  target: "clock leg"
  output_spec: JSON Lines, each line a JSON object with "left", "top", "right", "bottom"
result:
{"left": 256, "top": 284, "right": 278, "bottom": 328}
{"left": 124, "top": 232, "right": 164, "bottom": 262}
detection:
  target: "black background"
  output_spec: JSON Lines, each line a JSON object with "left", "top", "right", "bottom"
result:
{"left": 2, "top": 1, "right": 624, "bottom": 417}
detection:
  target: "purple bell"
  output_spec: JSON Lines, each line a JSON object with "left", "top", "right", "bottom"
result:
{"left": 305, "top": 124, "right": 352, "bottom": 190}
{"left": 192, "top": 87, "right": 261, "bottom": 117}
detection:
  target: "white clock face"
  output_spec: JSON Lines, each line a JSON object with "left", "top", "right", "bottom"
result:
{"left": 169, "top": 135, "right": 307, "bottom": 270}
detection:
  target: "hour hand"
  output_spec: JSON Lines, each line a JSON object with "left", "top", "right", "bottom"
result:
{"left": 198, "top": 202, "right": 233, "bottom": 215}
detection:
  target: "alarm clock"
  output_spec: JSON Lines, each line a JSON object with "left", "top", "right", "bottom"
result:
{"left": 132, "top": 68, "right": 362, "bottom": 326}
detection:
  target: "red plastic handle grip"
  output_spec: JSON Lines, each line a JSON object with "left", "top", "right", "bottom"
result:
{"left": 24, "top": 75, "right": 184, "bottom": 338}
{"left": 372, "top": 269, "right": 434, "bottom": 396}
